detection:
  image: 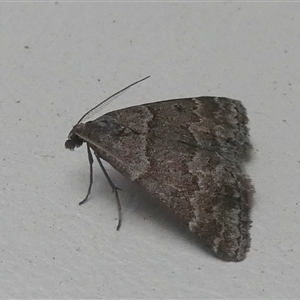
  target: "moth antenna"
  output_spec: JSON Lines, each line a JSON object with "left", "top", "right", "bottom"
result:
{"left": 77, "top": 76, "right": 150, "bottom": 124}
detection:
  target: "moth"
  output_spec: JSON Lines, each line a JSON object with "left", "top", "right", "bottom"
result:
{"left": 65, "top": 77, "right": 254, "bottom": 262}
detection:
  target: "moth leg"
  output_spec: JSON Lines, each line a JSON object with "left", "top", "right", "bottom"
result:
{"left": 95, "top": 154, "right": 122, "bottom": 231}
{"left": 79, "top": 144, "right": 94, "bottom": 205}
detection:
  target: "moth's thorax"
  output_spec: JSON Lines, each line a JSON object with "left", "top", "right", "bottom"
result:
{"left": 89, "top": 115, "right": 126, "bottom": 136}
{"left": 65, "top": 115, "right": 130, "bottom": 151}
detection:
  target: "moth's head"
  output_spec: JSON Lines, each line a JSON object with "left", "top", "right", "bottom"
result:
{"left": 65, "top": 123, "right": 85, "bottom": 151}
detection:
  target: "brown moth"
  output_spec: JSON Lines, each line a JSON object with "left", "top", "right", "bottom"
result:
{"left": 65, "top": 77, "right": 254, "bottom": 262}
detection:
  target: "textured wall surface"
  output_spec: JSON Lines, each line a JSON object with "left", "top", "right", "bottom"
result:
{"left": 1, "top": 2, "right": 299, "bottom": 298}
